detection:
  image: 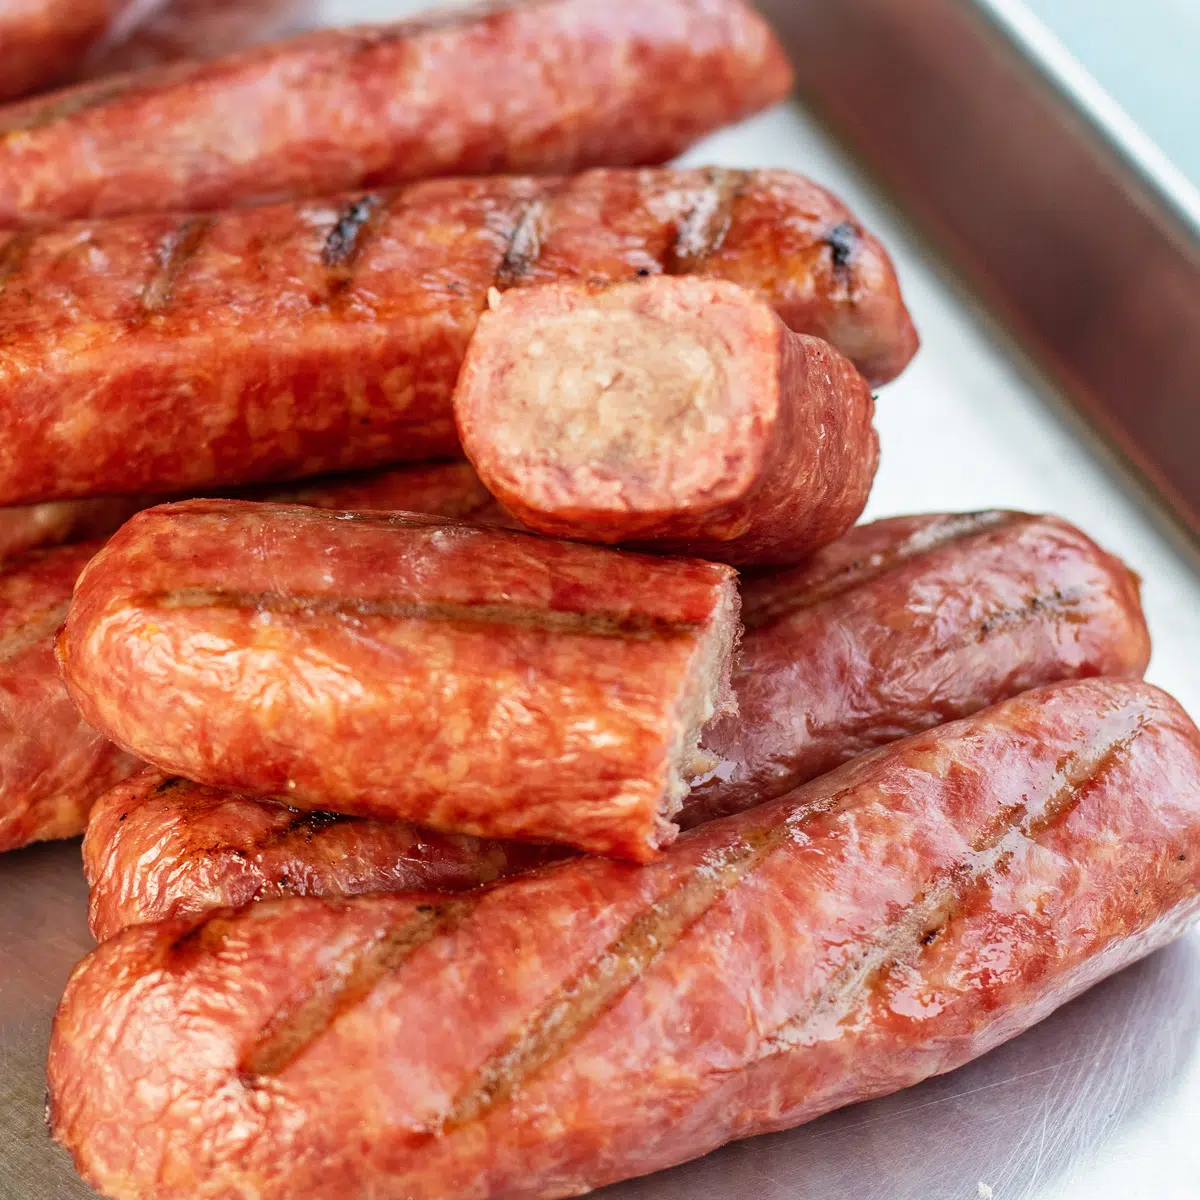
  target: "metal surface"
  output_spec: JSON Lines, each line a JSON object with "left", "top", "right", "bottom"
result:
{"left": 763, "top": 0, "right": 1200, "bottom": 547}
{"left": 4, "top": 2, "right": 1200, "bottom": 1197}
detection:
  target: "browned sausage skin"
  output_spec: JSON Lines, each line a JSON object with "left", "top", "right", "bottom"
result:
{"left": 0, "top": 542, "right": 139, "bottom": 853}
{"left": 0, "top": 0, "right": 793, "bottom": 228}
{"left": 0, "top": 167, "right": 915, "bottom": 506}
{"left": 59, "top": 500, "right": 741, "bottom": 861}
{"left": 48, "top": 680, "right": 1200, "bottom": 1199}
{"left": 85, "top": 768, "right": 561, "bottom": 943}
{"left": 456, "top": 277, "right": 879, "bottom": 566}
{"left": 685, "top": 510, "right": 1153, "bottom": 824}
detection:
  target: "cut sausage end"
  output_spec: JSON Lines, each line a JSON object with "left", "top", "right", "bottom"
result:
{"left": 654, "top": 574, "right": 741, "bottom": 854}
{"left": 456, "top": 279, "right": 783, "bottom": 542}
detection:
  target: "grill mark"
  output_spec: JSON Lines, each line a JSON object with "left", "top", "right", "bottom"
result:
{"left": 241, "top": 899, "right": 474, "bottom": 1079}
{"left": 492, "top": 197, "right": 548, "bottom": 290}
{"left": 320, "top": 193, "right": 388, "bottom": 300}
{"left": 438, "top": 814, "right": 814, "bottom": 1132}
{"left": 0, "top": 233, "right": 33, "bottom": 297}
{"left": 826, "top": 221, "right": 859, "bottom": 272}
{"left": 141, "top": 217, "right": 214, "bottom": 315}
{"left": 243, "top": 809, "right": 355, "bottom": 856}
{"left": 0, "top": 601, "right": 70, "bottom": 662}
{"left": 144, "top": 587, "right": 703, "bottom": 639}
{"left": 151, "top": 775, "right": 188, "bottom": 798}
{"left": 974, "top": 587, "right": 1087, "bottom": 641}
{"left": 664, "top": 168, "right": 750, "bottom": 276}
{"left": 742, "top": 511, "right": 1028, "bottom": 629}
{"left": 753, "top": 707, "right": 1146, "bottom": 1059}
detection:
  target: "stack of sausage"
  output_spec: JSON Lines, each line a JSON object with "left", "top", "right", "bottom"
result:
{"left": 0, "top": 2, "right": 1197, "bottom": 1198}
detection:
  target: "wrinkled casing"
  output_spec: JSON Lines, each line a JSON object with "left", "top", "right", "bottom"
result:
{"left": 0, "top": 0, "right": 793, "bottom": 227}
{"left": 0, "top": 167, "right": 914, "bottom": 504}
{"left": 59, "top": 499, "right": 739, "bottom": 860}
{"left": 85, "top": 768, "right": 558, "bottom": 942}
{"left": 0, "top": 542, "right": 138, "bottom": 852}
{"left": 48, "top": 679, "right": 1200, "bottom": 1199}
{"left": 686, "top": 510, "right": 1152, "bottom": 824}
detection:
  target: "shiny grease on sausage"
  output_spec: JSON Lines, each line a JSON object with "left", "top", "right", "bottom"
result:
{"left": 48, "top": 679, "right": 1200, "bottom": 1199}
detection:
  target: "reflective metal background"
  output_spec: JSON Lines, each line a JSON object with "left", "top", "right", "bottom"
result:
{"left": 3, "top": 2, "right": 1200, "bottom": 1197}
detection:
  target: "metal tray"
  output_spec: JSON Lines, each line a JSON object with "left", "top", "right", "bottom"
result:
{"left": 3, "top": 2, "right": 1200, "bottom": 1197}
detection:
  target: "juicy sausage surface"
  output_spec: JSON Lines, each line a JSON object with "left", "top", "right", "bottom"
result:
{"left": 456, "top": 277, "right": 879, "bottom": 565}
{"left": 48, "top": 679, "right": 1200, "bottom": 1199}
{"left": 85, "top": 768, "right": 559, "bottom": 942}
{"left": 59, "top": 500, "right": 741, "bottom": 861}
{"left": 0, "top": 0, "right": 793, "bottom": 228}
{"left": 0, "top": 167, "right": 914, "bottom": 505}
{"left": 686, "top": 510, "right": 1153, "bottom": 824}
{"left": 0, "top": 542, "right": 139, "bottom": 853}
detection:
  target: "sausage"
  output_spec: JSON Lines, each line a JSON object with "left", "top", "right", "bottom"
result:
{"left": 455, "top": 277, "right": 879, "bottom": 566}
{"left": 84, "top": 767, "right": 561, "bottom": 942}
{"left": 48, "top": 678, "right": 1200, "bottom": 1199}
{"left": 0, "top": 168, "right": 915, "bottom": 506}
{"left": 0, "top": 0, "right": 156, "bottom": 102}
{"left": 58, "top": 499, "right": 741, "bottom": 861}
{"left": 71, "top": 0, "right": 319, "bottom": 81}
{"left": 0, "top": 0, "right": 793, "bottom": 229}
{"left": 0, "top": 542, "right": 139, "bottom": 854}
{"left": 684, "top": 509, "right": 1153, "bottom": 825}
{"left": 0, "top": 462, "right": 516, "bottom": 854}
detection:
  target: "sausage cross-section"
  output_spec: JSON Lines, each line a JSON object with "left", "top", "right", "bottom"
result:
{"left": 455, "top": 277, "right": 879, "bottom": 565}
{"left": 686, "top": 509, "right": 1153, "bottom": 823}
{"left": 48, "top": 679, "right": 1200, "bottom": 1199}
{"left": 84, "top": 768, "right": 560, "bottom": 942}
{"left": 58, "top": 499, "right": 741, "bottom": 861}
{"left": 0, "top": 0, "right": 793, "bottom": 228}
{"left": 0, "top": 167, "right": 915, "bottom": 506}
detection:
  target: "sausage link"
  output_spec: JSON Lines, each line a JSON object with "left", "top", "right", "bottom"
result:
{"left": 59, "top": 500, "right": 741, "bottom": 861}
{"left": 0, "top": 463, "right": 515, "bottom": 854}
{"left": 0, "top": 0, "right": 155, "bottom": 102}
{"left": 71, "top": 0, "right": 319, "bottom": 81}
{"left": 0, "top": 0, "right": 793, "bottom": 228}
{"left": 84, "top": 767, "right": 561, "bottom": 942}
{"left": 0, "top": 542, "right": 139, "bottom": 853}
{"left": 48, "top": 679, "right": 1200, "bottom": 1199}
{"left": 0, "top": 167, "right": 914, "bottom": 505}
{"left": 455, "top": 277, "right": 879, "bottom": 565}
{"left": 685, "top": 510, "right": 1152, "bottom": 824}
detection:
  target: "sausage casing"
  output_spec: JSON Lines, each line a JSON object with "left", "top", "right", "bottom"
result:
{"left": 0, "top": 542, "right": 139, "bottom": 853}
{"left": 456, "top": 277, "right": 879, "bottom": 566}
{"left": 0, "top": 0, "right": 792, "bottom": 228}
{"left": 48, "top": 679, "right": 1200, "bottom": 1199}
{"left": 59, "top": 499, "right": 741, "bottom": 861}
{"left": 84, "top": 768, "right": 559, "bottom": 942}
{"left": 0, "top": 167, "right": 914, "bottom": 505}
{"left": 685, "top": 510, "right": 1153, "bottom": 824}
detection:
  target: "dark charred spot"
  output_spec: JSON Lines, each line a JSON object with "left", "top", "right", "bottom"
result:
{"left": 322, "top": 195, "right": 383, "bottom": 269}
{"left": 1180, "top": 854, "right": 1188, "bottom": 862}
{"left": 636, "top": 267, "right": 652, "bottom": 277}
{"left": 118, "top": 813, "right": 127, "bottom": 823}
{"left": 921, "top": 927, "right": 941, "bottom": 946}
{"left": 826, "top": 221, "right": 858, "bottom": 269}
{"left": 153, "top": 776, "right": 188, "bottom": 797}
